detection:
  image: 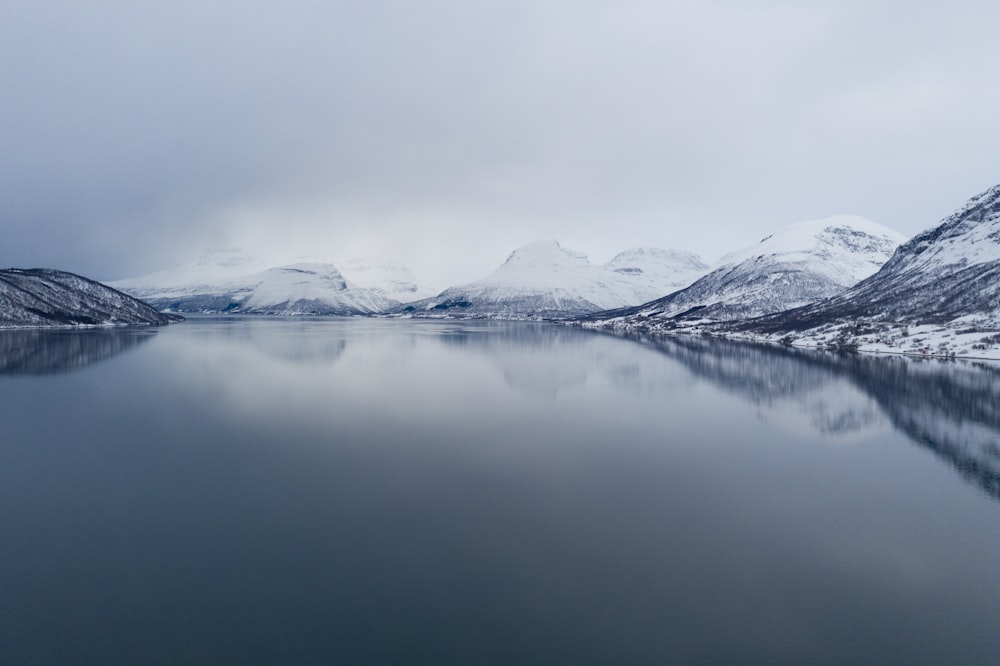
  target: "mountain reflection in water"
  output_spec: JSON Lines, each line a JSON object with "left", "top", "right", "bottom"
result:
{"left": 618, "top": 332, "right": 1000, "bottom": 501}
{"left": 2, "top": 319, "right": 998, "bottom": 504}
{"left": 0, "top": 327, "right": 157, "bottom": 375}
{"left": 2, "top": 318, "right": 1000, "bottom": 665}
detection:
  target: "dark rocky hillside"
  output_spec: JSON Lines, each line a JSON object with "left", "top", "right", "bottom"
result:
{"left": 750, "top": 184, "right": 1000, "bottom": 332}
{"left": 0, "top": 268, "right": 179, "bottom": 328}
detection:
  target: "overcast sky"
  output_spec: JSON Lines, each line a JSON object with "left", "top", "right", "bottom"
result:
{"left": 2, "top": 0, "right": 998, "bottom": 288}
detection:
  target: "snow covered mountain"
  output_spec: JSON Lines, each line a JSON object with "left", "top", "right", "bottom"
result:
{"left": 110, "top": 249, "right": 431, "bottom": 315}
{"left": 606, "top": 247, "right": 710, "bottom": 293}
{"left": 587, "top": 216, "right": 905, "bottom": 325}
{"left": 710, "top": 184, "right": 1000, "bottom": 359}
{"left": 113, "top": 262, "right": 398, "bottom": 315}
{"left": 335, "top": 258, "right": 436, "bottom": 302}
{"left": 0, "top": 269, "right": 177, "bottom": 328}
{"left": 238, "top": 263, "right": 401, "bottom": 315}
{"left": 395, "top": 240, "right": 708, "bottom": 319}
{"left": 123, "top": 247, "right": 271, "bottom": 286}
{"left": 754, "top": 184, "right": 1000, "bottom": 331}
{"left": 109, "top": 248, "right": 269, "bottom": 308}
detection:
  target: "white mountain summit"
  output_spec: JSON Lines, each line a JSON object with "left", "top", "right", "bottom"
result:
{"left": 588, "top": 215, "right": 906, "bottom": 324}
{"left": 396, "top": 240, "right": 709, "bottom": 318}
{"left": 336, "top": 258, "right": 437, "bottom": 302}
{"left": 110, "top": 249, "right": 432, "bottom": 315}
{"left": 745, "top": 184, "right": 1000, "bottom": 335}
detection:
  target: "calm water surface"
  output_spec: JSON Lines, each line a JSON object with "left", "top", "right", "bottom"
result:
{"left": 1, "top": 318, "right": 999, "bottom": 665}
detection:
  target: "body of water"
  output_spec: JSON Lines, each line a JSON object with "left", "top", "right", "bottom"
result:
{"left": 2, "top": 318, "right": 999, "bottom": 664}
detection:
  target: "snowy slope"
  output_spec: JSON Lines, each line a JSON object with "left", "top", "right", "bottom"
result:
{"left": 271, "top": 253, "right": 436, "bottom": 301}
{"left": 112, "top": 248, "right": 269, "bottom": 293}
{"left": 239, "top": 264, "right": 398, "bottom": 315}
{"left": 109, "top": 248, "right": 268, "bottom": 306}
{"left": 605, "top": 247, "right": 710, "bottom": 296}
{"left": 589, "top": 216, "right": 905, "bottom": 324}
{"left": 707, "top": 184, "right": 1000, "bottom": 359}
{"left": 111, "top": 250, "right": 418, "bottom": 315}
{"left": 335, "top": 258, "right": 436, "bottom": 302}
{"left": 0, "top": 269, "right": 176, "bottom": 328}
{"left": 754, "top": 184, "right": 1000, "bottom": 329}
{"left": 396, "top": 240, "right": 708, "bottom": 318}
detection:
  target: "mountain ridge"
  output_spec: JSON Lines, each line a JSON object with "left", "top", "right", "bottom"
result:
{"left": 110, "top": 250, "right": 431, "bottom": 315}
{"left": 749, "top": 184, "right": 1000, "bottom": 329}
{"left": 582, "top": 216, "right": 905, "bottom": 325}
{"left": 1, "top": 269, "right": 178, "bottom": 328}
{"left": 395, "top": 240, "right": 709, "bottom": 319}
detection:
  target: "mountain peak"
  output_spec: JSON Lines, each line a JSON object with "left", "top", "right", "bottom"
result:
{"left": 398, "top": 239, "right": 708, "bottom": 318}
{"left": 1, "top": 269, "right": 177, "bottom": 328}
{"left": 587, "top": 215, "right": 905, "bottom": 324}
{"left": 720, "top": 215, "right": 905, "bottom": 267}
{"left": 731, "top": 183, "right": 1000, "bottom": 341}
{"left": 950, "top": 183, "right": 1000, "bottom": 218}
{"left": 191, "top": 247, "right": 267, "bottom": 272}
{"left": 608, "top": 247, "right": 709, "bottom": 272}
{"left": 896, "top": 183, "right": 1000, "bottom": 269}
{"left": 500, "top": 240, "right": 590, "bottom": 269}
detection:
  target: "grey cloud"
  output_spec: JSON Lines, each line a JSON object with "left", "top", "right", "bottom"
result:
{"left": 1, "top": 1, "right": 998, "bottom": 287}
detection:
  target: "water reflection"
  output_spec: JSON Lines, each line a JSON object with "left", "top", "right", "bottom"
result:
{"left": 411, "top": 323, "right": 1000, "bottom": 502}
{"left": 438, "top": 322, "right": 592, "bottom": 396}
{"left": 619, "top": 332, "right": 1000, "bottom": 500}
{"left": 434, "top": 321, "right": 694, "bottom": 397}
{"left": 4, "top": 320, "right": 998, "bottom": 506}
{"left": 157, "top": 319, "right": 1000, "bottom": 502}
{"left": 3, "top": 318, "right": 1000, "bottom": 664}
{"left": 173, "top": 316, "right": 352, "bottom": 364}
{"left": 0, "top": 327, "right": 157, "bottom": 375}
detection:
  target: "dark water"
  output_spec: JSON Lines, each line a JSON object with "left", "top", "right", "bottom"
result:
{"left": 2, "top": 318, "right": 999, "bottom": 665}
